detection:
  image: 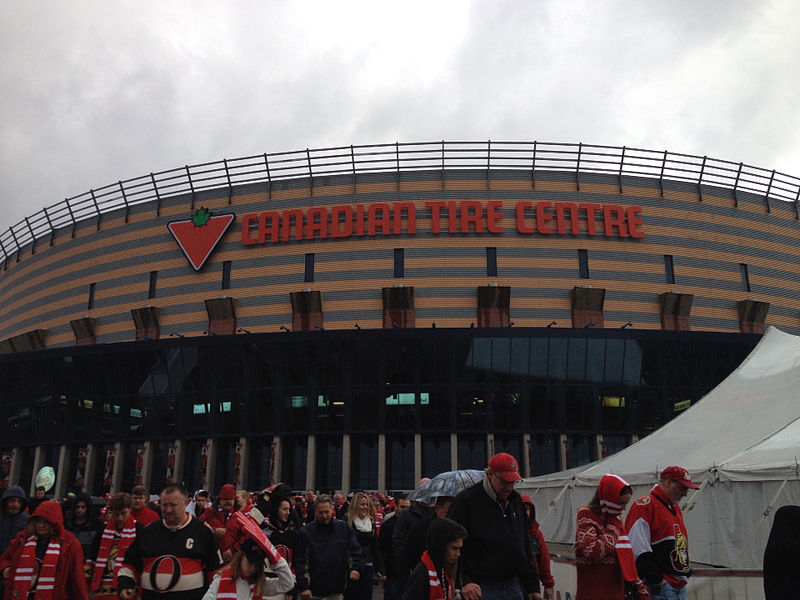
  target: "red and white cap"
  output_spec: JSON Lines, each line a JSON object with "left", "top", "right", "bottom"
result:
{"left": 660, "top": 466, "right": 699, "bottom": 489}
{"left": 488, "top": 452, "right": 522, "bottom": 482}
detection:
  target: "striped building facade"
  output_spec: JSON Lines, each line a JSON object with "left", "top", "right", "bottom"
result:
{"left": 1, "top": 143, "right": 798, "bottom": 498}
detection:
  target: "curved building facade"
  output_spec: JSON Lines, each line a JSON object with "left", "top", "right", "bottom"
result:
{"left": 0, "top": 142, "right": 798, "bottom": 498}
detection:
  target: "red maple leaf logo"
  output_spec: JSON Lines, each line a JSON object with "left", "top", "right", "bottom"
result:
{"left": 168, "top": 208, "right": 235, "bottom": 270}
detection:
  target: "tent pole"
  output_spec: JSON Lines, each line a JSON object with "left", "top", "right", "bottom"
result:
{"left": 731, "top": 479, "right": 788, "bottom": 568}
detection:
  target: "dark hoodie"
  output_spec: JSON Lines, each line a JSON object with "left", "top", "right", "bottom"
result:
{"left": 763, "top": 505, "right": 800, "bottom": 599}
{"left": 0, "top": 486, "right": 28, "bottom": 554}
{"left": 401, "top": 518, "right": 467, "bottom": 600}
{"left": 0, "top": 500, "right": 89, "bottom": 599}
{"left": 64, "top": 492, "right": 105, "bottom": 563}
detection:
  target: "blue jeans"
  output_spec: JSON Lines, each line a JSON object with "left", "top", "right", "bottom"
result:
{"left": 478, "top": 578, "right": 525, "bottom": 600}
{"left": 650, "top": 581, "right": 688, "bottom": 600}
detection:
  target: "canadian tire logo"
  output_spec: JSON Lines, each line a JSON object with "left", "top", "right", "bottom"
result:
{"left": 168, "top": 208, "right": 235, "bottom": 270}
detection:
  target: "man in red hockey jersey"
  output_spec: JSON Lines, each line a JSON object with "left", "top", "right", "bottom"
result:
{"left": 625, "top": 466, "right": 698, "bottom": 600}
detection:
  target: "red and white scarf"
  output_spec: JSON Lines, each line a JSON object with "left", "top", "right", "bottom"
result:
{"left": 92, "top": 515, "right": 137, "bottom": 591}
{"left": 9, "top": 536, "right": 60, "bottom": 599}
{"left": 421, "top": 550, "right": 453, "bottom": 600}
{"left": 217, "top": 566, "right": 257, "bottom": 599}
{"left": 598, "top": 474, "right": 639, "bottom": 582}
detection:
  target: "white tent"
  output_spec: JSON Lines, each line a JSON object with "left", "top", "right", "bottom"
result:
{"left": 519, "top": 326, "right": 800, "bottom": 571}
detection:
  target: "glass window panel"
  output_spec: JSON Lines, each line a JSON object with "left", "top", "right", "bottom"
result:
{"left": 530, "top": 434, "right": 558, "bottom": 476}
{"left": 457, "top": 436, "right": 486, "bottom": 471}
{"left": 567, "top": 338, "right": 587, "bottom": 381}
{"left": 422, "top": 436, "right": 451, "bottom": 478}
{"left": 586, "top": 338, "right": 606, "bottom": 383}
{"left": 351, "top": 436, "right": 378, "bottom": 490}
{"left": 387, "top": 436, "right": 414, "bottom": 491}
{"left": 547, "top": 338, "right": 567, "bottom": 380}
{"left": 316, "top": 436, "right": 342, "bottom": 491}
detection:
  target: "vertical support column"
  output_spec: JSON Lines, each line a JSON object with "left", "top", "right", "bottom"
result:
{"left": 31, "top": 446, "right": 45, "bottom": 496}
{"left": 55, "top": 444, "right": 70, "bottom": 499}
{"left": 271, "top": 437, "right": 282, "bottom": 485}
{"left": 236, "top": 437, "right": 249, "bottom": 489}
{"left": 450, "top": 433, "right": 458, "bottom": 470}
{"left": 10, "top": 448, "right": 22, "bottom": 489}
{"left": 487, "top": 433, "right": 495, "bottom": 462}
{"left": 205, "top": 438, "right": 218, "bottom": 494}
{"left": 630, "top": 434, "right": 639, "bottom": 445}
{"left": 558, "top": 433, "right": 569, "bottom": 472}
{"left": 413, "top": 433, "right": 422, "bottom": 485}
{"left": 521, "top": 433, "right": 532, "bottom": 478}
{"left": 84, "top": 443, "right": 98, "bottom": 494}
{"left": 377, "top": 435, "right": 386, "bottom": 493}
{"left": 172, "top": 440, "right": 186, "bottom": 488}
{"left": 341, "top": 434, "right": 351, "bottom": 495}
{"left": 111, "top": 442, "right": 125, "bottom": 494}
{"left": 142, "top": 441, "right": 155, "bottom": 492}
{"left": 595, "top": 434, "right": 606, "bottom": 461}
{"left": 305, "top": 435, "right": 316, "bottom": 492}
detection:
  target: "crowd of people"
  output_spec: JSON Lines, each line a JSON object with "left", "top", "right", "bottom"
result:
{"left": 0, "top": 454, "right": 794, "bottom": 599}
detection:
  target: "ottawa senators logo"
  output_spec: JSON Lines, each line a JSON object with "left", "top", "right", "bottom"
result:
{"left": 149, "top": 555, "right": 182, "bottom": 592}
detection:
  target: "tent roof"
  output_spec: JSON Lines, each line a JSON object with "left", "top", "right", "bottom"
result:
{"left": 542, "top": 326, "right": 800, "bottom": 484}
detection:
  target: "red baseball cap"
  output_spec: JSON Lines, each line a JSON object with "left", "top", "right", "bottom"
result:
{"left": 660, "top": 466, "right": 699, "bottom": 489}
{"left": 488, "top": 452, "right": 522, "bottom": 482}
{"left": 217, "top": 483, "right": 237, "bottom": 499}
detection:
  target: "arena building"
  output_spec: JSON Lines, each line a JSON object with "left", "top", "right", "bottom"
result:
{"left": 0, "top": 141, "right": 798, "bottom": 499}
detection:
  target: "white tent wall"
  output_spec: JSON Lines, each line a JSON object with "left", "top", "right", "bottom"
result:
{"left": 519, "top": 326, "right": 800, "bottom": 575}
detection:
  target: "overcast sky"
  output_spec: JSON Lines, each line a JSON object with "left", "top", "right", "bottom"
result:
{"left": 1, "top": 1, "right": 799, "bottom": 233}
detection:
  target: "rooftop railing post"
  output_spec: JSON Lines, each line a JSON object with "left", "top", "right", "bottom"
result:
{"left": 395, "top": 142, "right": 400, "bottom": 193}
{"left": 42, "top": 206, "right": 55, "bottom": 247}
{"left": 618, "top": 146, "right": 626, "bottom": 194}
{"left": 185, "top": 166, "right": 196, "bottom": 211}
{"left": 64, "top": 197, "right": 78, "bottom": 238}
{"left": 24, "top": 217, "right": 36, "bottom": 255}
{"left": 733, "top": 162, "right": 743, "bottom": 207}
{"left": 764, "top": 170, "right": 775, "bottom": 214}
{"left": 576, "top": 142, "right": 582, "bottom": 191}
{"left": 659, "top": 150, "right": 668, "bottom": 197}
{"left": 90, "top": 189, "right": 101, "bottom": 230}
{"left": 263, "top": 153, "right": 272, "bottom": 200}
{"left": 118, "top": 181, "right": 130, "bottom": 223}
{"left": 306, "top": 148, "right": 314, "bottom": 196}
{"left": 697, "top": 156, "right": 707, "bottom": 202}
{"left": 223, "top": 158, "right": 233, "bottom": 205}
{"left": 531, "top": 140, "right": 537, "bottom": 190}
{"left": 352, "top": 145, "right": 358, "bottom": 193}
{"left": 487, "top": 139, "right": 492, "bottom": 189}
{"left": 441, "top": 140, "right": 446, "bottom": 189}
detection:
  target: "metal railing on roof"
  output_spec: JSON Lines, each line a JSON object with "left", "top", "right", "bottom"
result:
{"left": 2, "top": 140, "right": 799, "bottom": 264}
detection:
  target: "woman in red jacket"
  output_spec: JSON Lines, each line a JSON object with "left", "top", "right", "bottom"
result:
{"left": 0, "top": 500, "right": 88, "bottom": 600}
{"left": 574, "top": 474, "right": 648, "bottom": 600}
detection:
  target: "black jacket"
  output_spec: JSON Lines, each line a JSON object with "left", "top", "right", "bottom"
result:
{"left": 296, "top": 518, "right": 362, "bottom": 596}
{"left": 764, "top": 504, "right": 800, "bottom": 599}
{"left": 447, "top": 480, "right": 539, "bottom": 595}
{"left": 402, "top": 518, "right": 467, "bottom": 600}
{"left": 0, "top": 486, "right": 28, "bottom": 554}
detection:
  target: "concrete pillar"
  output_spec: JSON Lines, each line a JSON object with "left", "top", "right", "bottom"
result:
{"left": 54, "top": 444, "right": 70, "bottom": 499}
{"left": 305, "top": 435, "right": 316, "bottom": 492}
{"left": 9, "top": 448, "right": 22, "bottom": 489}
{"left": 595, "top": 434, "right": 606, "bottom": 461}
{"left": 142, "top": 441, "right": 155, "bottom": 492}
{"left": 558, "top": 433, "right": 569, "bottom": 471}
{"left": 84, "top": 444, "right": 97, "bottom": 494}
{"left": 236, "top": 437, "right": 249, "bottom": 489}
{"left": 31, "top": 446, "right": 45, "bottom": 496}
{"left": 111, "top": 442, "right": 124, "bottom": 494}
{"left": 487, "top": 433, "right": 495, "bottom": 462}
{"left": 521, "top": 433, "right": 532, "bottom": 478}
{"left": 341, "top": 434, "right": 351, "bottom": 493}
{"left": 172, "top": 440, "right": 186, "bottom": 487}
{"left": 450, "top": 433, "right": 458, "bottom": 470}
{"left": 205, "top": 438, "right": 218, "bottom": 494}
{"left": 271, "top": 437, "right": 282, "bottom": 485}
{"left": 630, "top": 434, "right": 639, "bottom": 445}
{"left": 377, "top": 435, "right": 386, "bottom": 492}
{"left": 414, "top": 433, "right": 422, "bottom": 485}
